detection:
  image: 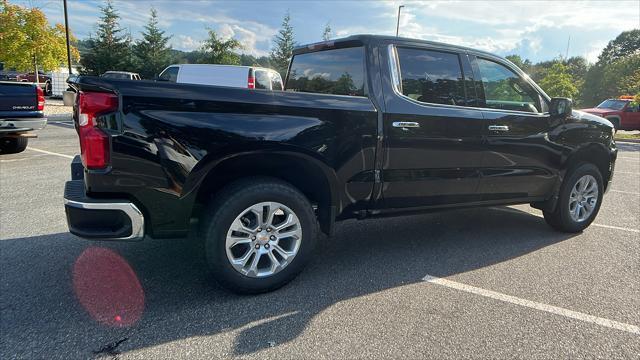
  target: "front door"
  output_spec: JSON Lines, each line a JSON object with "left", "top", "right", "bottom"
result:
{"left": 381, "top": 45, "right": 485, "bottom": 209}
{"left": 471, "top": 55, "right": 559, "bottom": 200}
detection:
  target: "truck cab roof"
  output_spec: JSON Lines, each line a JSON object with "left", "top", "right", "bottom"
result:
{"left": 293, "top": 34, "right": 498, "bottom": 59}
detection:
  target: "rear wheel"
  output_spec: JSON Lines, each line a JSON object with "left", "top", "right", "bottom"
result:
{"left": 0, "top": 137, "right": 28, "bottom": 154}
{"left": 543, "top": 163, "right": 603, "bottom": 232}
{"left": 44, "top": 81, "right": 52, "bottom": 96}
{"left": 201, "top": 177, "right": 318, "bottom": 294}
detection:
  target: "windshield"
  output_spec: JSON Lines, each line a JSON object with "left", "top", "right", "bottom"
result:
{"left": 597, "top": 99, "right": 628, "bottom": 110}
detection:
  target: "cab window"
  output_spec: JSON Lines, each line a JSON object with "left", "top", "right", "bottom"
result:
{"left": 286, "top": 47, "right": 366, "bottom": 97}
{"left": 395, "top": 47, "right": 467, "bottom": 106}
{"left": 475, "top": 58, "right": 546, "bottom": 113}
{"left": 158, "top": 66, "right": 179, "bottom": 82}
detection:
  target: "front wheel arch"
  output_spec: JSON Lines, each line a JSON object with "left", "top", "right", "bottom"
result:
{"left": 533, "top": 143, "right": 612, "bottom": 212}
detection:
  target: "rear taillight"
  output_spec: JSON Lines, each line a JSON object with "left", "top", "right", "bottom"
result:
{"left": 77, "top": 91, "right": 118, "bottom": 169}
{"left": 247, "top": 70, "right": 255, "bottom": 89}
{"left": 36, "top": 86, "right": 44, "bottom": 111}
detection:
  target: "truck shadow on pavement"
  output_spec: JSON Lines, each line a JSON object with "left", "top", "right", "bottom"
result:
{"left": 0, "top": 207, "right": 576, "bottom": 358}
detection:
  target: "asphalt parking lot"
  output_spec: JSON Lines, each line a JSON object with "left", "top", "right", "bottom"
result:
{"left": 1, "top": 121, "right": 639, "bottom": 359}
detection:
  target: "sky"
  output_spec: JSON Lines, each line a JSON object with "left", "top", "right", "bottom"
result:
{"left": 15, "top": 0, "right": 640, "bottom": 63}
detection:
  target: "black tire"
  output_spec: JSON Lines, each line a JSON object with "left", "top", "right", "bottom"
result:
{"left": 0, "top": 137, "right": 28, "bottom": 154}
{"left": 45, "top": 82, "right": 52, "bottom": 96}
{"left": 201, "top": 177, "right": 318, "bottom": 294}
{"left": 543, "top": 163, "right": 603, "bottom": 233}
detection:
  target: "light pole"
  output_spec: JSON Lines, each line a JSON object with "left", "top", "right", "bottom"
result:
{"left": 63, "top": 0, "right": 72, "bottom": 74}
{"left": 396, "top": 5, "right": 404, "bottom": 37}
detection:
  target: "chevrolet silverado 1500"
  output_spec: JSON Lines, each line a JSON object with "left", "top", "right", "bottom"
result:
{"left": 64, "top": 35, "right": 617, "bottom": 293}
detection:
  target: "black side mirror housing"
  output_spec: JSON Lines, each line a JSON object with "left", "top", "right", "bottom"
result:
{"left": 550, "top": 97, "right": 572, "bottom": 117}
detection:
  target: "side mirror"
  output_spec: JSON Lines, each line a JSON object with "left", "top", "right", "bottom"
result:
{"left": 550, "top": 97, "right": 572, "bottom": 117}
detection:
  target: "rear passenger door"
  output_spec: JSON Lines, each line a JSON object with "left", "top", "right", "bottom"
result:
{"left": 381, "top": 45, "right": 485, "bottom": 209}
{"left": 471, "top": 55, "right": 558, "bottom": 200}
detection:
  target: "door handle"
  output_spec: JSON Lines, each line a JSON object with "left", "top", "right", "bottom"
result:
{"left": 393, "top": 121, "right": 420, "bottom": 130}
{"left": 488, "top": 125, "right": 510, "bottom": 132}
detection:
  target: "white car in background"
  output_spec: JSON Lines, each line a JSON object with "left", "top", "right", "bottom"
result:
{"left": 101, "top": 71, "right": 142, "bottom": 80}
{"left": 157, "top": 64, "right": 284, "bottom": 90}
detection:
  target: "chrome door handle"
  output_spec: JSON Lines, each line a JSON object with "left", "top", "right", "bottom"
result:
{"left": 488, "top": 125, "right": 510, "bottom": 132}
{"left": 392, "top": 121, "right": 420, "bottom": 130}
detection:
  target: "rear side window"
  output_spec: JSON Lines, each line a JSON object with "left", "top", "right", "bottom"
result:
{"left": 286, "top": 47, "right": 365, "bottom": 97}
{"left": 396, "top": 48, "right": 466, "bottom": 106}
{"left": 158, "top": 66, "right": 179, "bottom": 82}
{"left": 271, "top": 72, "right": 283, "bottom": 90}
{"left": 254, "top": 70, "right": 270, "bottom": 89}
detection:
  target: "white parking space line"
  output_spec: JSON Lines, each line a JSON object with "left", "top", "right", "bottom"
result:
{"left": 26, "top": 147, "right": 74, "bottom": 159}
{"left": 609, "top": 189, "right": 640, "bottom": 195}
{"left": 0, "top": 154, "right": 49, "bottom": 163}
{"left": 615, "top": 171, "right": 640, "bottom": 175}
{"left": 50, "top": 121, "right": 75, "bottom": 127}
{"left": 491, "top": 207, "right": 640, "bottom": 233}
{"left": 422, "top": 274, "right": 640, "bottom": 335}
{"left": 617, "top": 157, "right": 639, "bottom": 161}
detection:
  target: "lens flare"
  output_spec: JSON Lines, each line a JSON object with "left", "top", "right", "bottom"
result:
{"left": 72, "top": 247, "right": 144, "bottom": 327}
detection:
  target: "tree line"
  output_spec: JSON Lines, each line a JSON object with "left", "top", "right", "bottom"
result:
{"left": 0, "top": 0, "right": 80, "bottom": 73}
{"left": 1, "top": 0, "right": 637, "bottom": 107}
{"left": 506, "top": 29, "right": 639, "bottom": 107}
{"left": 77, "top": 1, "right": 317, "bottom": 79}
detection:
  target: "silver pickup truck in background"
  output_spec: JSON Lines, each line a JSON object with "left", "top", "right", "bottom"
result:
{"left": 0, "top": 81, "right": 47, "bottom": 154}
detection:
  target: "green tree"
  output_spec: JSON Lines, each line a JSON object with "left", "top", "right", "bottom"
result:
{"left": 505, "top": 54, "right": 531, "bottom": 73}
{"left": 80, "top": 0, "right": 131, "bottom": 75}
{"left": 239, "top": 54, "right": 271, "bottom": 67}
{"left": 134, "top": 8, "right": 172, "bottom": 78}
{"left": 596, "top": 29, "right": 640, "bottom": 65}
{"left": 538, "top": 62, "right": 578, "bottom": 99}
{"left": 602, "top": 54, "right": 640, "bottom": 97}
{"left": 581, "top": 29, "right": 640, "bottom": 105}
{"left": 322, "top": 22, "right": 332, "bottom": 41}
{"left": 270, "top": 11, "right": 295, "bottom": 76}
{"left": 198, "top": 28, "right": 242, "bottom": 65}
{"left": 0, "top": 1, "right": 80, "bottom": 72}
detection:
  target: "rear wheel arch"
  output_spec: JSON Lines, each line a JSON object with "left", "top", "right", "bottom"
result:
{"left": 191, "top": 151, "right": 339, "bottom": 236}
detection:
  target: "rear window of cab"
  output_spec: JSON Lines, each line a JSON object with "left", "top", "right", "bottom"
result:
{"left": 286, "top": 47, "right": 366, "bottom": 97}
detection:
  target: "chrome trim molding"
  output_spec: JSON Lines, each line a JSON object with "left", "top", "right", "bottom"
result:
{"left": 63, "top": 198, "right": 145, "bottom": 240}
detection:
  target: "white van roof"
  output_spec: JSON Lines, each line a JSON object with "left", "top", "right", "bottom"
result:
{"left": 171, "top": 64, "right": 275, "bottom": 72}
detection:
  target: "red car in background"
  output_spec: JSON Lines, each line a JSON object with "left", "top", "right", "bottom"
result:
{"left": 16, "top": 71, "right": 52, "bottom": 96}
{"left": 580, "top": 96, "right": 640, "bottom": 130}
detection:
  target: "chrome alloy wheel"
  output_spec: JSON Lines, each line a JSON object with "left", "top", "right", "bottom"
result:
{"left": 225, "top": 202, "right": 302, "bottom": 278}
{"left": 569, "top": 174, "right": 599, "bottom": 222}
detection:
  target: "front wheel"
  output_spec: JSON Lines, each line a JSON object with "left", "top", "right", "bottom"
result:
{"left": 201, "top": 177, "right": 318, "bottom": 294}
{"left": 543, "top": 163, "right": 603, "bottom": 232}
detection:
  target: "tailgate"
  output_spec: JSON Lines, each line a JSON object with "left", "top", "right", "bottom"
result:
{"left": 0, "top": 82, "right": 38, "bottom": 112}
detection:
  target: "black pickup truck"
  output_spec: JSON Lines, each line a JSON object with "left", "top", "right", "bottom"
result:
{"left": 64, "top": 35, "right": 617, "bottom": 293}
{"left": 0, "top": 81, "right": 47, "bottom": 154}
